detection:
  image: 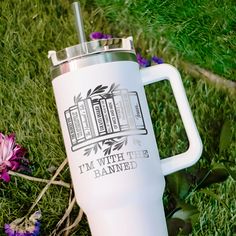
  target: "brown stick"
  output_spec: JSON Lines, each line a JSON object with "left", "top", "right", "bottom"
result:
{"left": 26, "top": 158, "right": 68, "bottom": 216}
{"left": 180, "top": 61, "right": 236, "bottom": 95}
{"left": 9, "top": 170, "right": 70, "bottom": 188}
{"left": 49, "top": 196, "right": 76, "bottom": 236}
{"left": 64, "top": 188, "right": 73, "bottom": 236}
{"left": 57, "top": 209, "right": 84, "bottom": 236}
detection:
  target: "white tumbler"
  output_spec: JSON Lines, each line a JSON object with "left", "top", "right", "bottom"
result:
{"left": 48, "top": 36, "right": 202, "bottom": 236}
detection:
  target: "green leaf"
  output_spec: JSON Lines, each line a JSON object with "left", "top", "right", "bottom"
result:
{"left": 224, "top": 163, "right": 236, "bottom": 181}
{"left": 172, "top": 203, "right": 199, "bottom": 221}
{"left": 166, "top": 172, "right": 190, "bottom": 199}
{"left": 219, "top": 120, "right": 233, "bottom": 154}
{"left": 196, "top": 164, "right": 229, "bottom": 189}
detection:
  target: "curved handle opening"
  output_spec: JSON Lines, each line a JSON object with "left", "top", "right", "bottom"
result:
{"left": 141, "top": 64, "right": 202, "bottom": 175}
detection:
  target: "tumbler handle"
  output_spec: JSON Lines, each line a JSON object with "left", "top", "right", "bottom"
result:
{"left": 141, "top": 64, "right": 202, "bottom": 176}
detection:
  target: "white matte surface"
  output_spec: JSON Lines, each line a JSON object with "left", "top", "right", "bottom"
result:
{"left": 52, "top": 61, "right": 202, "bottom": 236}
{"left": 141, "top": 64, "right": 202, "bottom": 175}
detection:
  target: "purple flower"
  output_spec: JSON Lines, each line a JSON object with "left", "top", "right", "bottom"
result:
{"left": 90, "top": 32, "right": 112, "bottom": 40}
{"left": 89, "top": 32, "right": 164, "bottom": 67}
{"left": 0, "top": 133, "right": 29, "bottom": 182}
{"left": 90, "top": 32, "right": 103, "bottom": 40}
{"left": 4, "top": 211, "right": 41, "bottom": 236}
{"left": 136, "top": 53, "right": 151, "bottom": 67}
{"left": 152, "top": 56, "right": 164, "bottom": 64}
{"left": 102, "top": 34, "right": 112, "bottom": 39}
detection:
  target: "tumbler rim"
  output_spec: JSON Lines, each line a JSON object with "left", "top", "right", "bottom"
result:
{"left": 48, "top": 37, "right": 135, "bottom": 67}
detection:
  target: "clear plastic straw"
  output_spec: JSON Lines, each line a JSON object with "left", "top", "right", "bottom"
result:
{"left": 72, "top": 2, "right": 87, "bottom": 51}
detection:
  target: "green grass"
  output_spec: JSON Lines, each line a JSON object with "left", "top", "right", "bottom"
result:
{"left": 0, "top": 0, "right": 235, "bottom": 235}
{"left": 93, "top": 0, "right": 236, "bottom": 79}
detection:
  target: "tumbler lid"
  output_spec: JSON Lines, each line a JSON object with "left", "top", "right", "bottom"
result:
{"left": 48, "top": 37, "right": 135, "bottom": 67}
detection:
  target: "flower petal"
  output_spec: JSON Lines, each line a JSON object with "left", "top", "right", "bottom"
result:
{"left": 33, "top": 221, "right": 41, "bottom": 235}
{"left": 0, "top": 133, "right": 4, "bottom": 144}
{"left": 90, "top": 32, "right": 104, "bottom": 40}
{"left": 29, "top": 210, "right": 42, "bottom": 222}
{"left": 152, "top": 56, "right": 164, "bottom": 64}
{"left": 90, "top": 32, "right": 113, "bottom": 40}
{"left": 9, "top": 161, "right": 20, "bottom": 171}
{"left": 12, "top": 146, "right": 27, "bottom": 160}
{"left": 102, "top": 34, "right": 112, "bottom": 39}
{"left": 4, "top": 224, "right": 15, "bottom": 236}
{"left": 5, "top": 210, "right": 41, "bottom": 236}
{"left": 1, "top": 133, "right": 16, "bottom": 161}
{"left": 136, "top": 53, "right": 150, "bottom": 67}
{"left": 0, "top": 133, "right": 29, "bottom": 176}
{"left": 1, "top": 169, "right": 10, "bottom": 182}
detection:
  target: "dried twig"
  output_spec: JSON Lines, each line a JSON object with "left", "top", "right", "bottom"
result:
{"left": 26, "top": 158, "right": 68, "bottom": 216}
{"left": 180, "top": 61, "right": 236, "bottom": 95}
{"left": 9, "top": 170, "right": 70, "bottom": 188}
{"left": 57, "top": 209, "right": 84, "bottom": 236}
{"left": 49, "top": 196, "right": 76, "bottom": 236}
{"left": 65, "top": 188, "right": 74, "bottom": 236}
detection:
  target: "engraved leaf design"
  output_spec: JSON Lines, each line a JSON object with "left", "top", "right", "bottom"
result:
{"left": 104, "top": 140, "right": 115, "bottom": 146}
{"left": 84, "top": 147, "right": 93, "bottom": 156}
{"left": 92, "top": 85, "right": 108, "bottom": 95}
{"left": 84, "top": 137, "right": 128, "bottom": 156}
{"left": 93, "top": 85, "right": 103, "bottom": 92}
{"left": 111, "top": 83, "right": 120, "bottom": 93}
{"left": 94, "top": 144, "right": 98, "bottom": 154}
{"left": 113, "top": 142, "right": 123, "bottom": 151}
{"left": 107, "top": 83, "right": 115, "bottom": 94}
{"left": 97, "top": 142, "right": 102, "bottom": 150}
{"left": 94, "top": 142, "right": 102, "bottom": 154}
{"left": 87, "top": 89, "right": 92, "bottom": 98}
{"left": 124, "top": 137, "right": 128, "bottom": 145}
{"left": 102, "top": 137, "right": 128, "bottom": 155}
{"left": 113, "top": 84, "right": 120, "bottom": 91}
{"left": 84, "top": 142, "right": 102, "bottom": 156}
{"left": 74, "top": 93, "right": 82, "bottom": 104}
{"left": 113, "top": 137, "right": 127, "bottom": 151}
{"left": 103, "top": 83, "right": 120, "bottom": 99}
{"left": 85, "top": 83, "right": 119, "bottom": 100}
{"left": 104, "top": 146, "right": 112, "bottom": 156}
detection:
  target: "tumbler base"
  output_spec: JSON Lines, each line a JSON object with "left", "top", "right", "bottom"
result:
{"left": 87, "top": 199, "right": 168, "bottom": 236}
